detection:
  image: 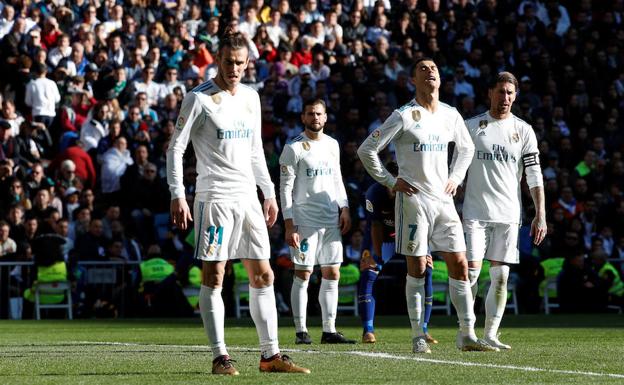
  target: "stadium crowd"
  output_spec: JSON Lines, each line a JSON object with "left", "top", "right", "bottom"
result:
{"left": 0, "top": 0, "right": 623, "bottom": 317}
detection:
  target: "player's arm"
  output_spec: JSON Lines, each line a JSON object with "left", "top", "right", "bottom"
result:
{"left": 522, "top": 128, "right": 546, "bottom": 245}
{"left": 279, "top": 143, "right": 299, "bottom": 248}
{"left": 357, "top": 111, "right": 404, "bottom": 189}
{"left": 166, "top": 92, "right": 203, "bottom": 229}
{"left": 250, "top": 94, "right": 278, "bottom": 226}
{"left": 447, "top": 111, "right": 475, "bottom": 195}
{"left": 333, "top": 141, "right": 351, "bottom": 234}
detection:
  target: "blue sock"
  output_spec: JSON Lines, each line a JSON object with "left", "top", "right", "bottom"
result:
{"left": 423, "top": 266, "right": 433, "bottom": 334}
{"left": 358, "top": 269, "right": 378, "bottom": 333}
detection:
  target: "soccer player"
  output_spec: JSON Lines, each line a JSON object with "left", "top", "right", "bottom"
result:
{"left": 279, "top": 99, "right": 355, "bottom": 345}
{"left": 359, "top": 162, "right": 438, "bottom": 345}
{"left": 166, "top": 31, "right": 309, "bottom": 375}
{"left": 463, "top": 72, "right": 546, "bottom": 350}
{"left": 358, "top": 57, "right": 497, "bottom": 353}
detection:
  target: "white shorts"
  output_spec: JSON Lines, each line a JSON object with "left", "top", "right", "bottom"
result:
{"left": 193, "top": 199, "right": 270, "bottom": 261}
{"left": 289, "top": 225, "right": 343, "bottom": 270}
{"left": 395, "top": 192, "right": 465, "bottom": 256}
{"left": 463, "top": 219, "right": 520, "bottom": 264}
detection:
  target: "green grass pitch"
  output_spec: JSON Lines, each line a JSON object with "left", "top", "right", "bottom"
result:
{"left": 1, "top": 314, "right": 623, "bottom": 384}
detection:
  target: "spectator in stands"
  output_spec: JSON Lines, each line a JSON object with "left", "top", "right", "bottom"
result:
{"left": 74, "top": 218, "right": 107, "bottom": 261}
{"left": 25, "top": 63, "right": 60, "bottom": 130}
{"left": 80, "top": 102, "right": 110, "bottom": 153}
{"left": 0, "top": 220, "right": 17, "bottom": 258}
{"left": 100, "top": 136, "right": 132, "bottom": 204}
{"left": 558, "top": 250, "right": 604, "bottom": 313}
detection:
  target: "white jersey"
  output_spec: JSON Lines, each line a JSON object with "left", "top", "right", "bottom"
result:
{"left": 463, "top": 112, "right": 543, "bottom": 224}
{"left": 358, "top": 100, "right": 475, "bottom": 202}
{"left": 279, "top": 132, "right": 348, "bottom": 227}
{"left": 166, "top": 79, "right": 274, "bottom": 202}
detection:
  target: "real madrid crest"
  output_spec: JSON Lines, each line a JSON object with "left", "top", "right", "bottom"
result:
{"left": 511, "top": 132, "right": 520, "bottom": 143}
{"left": 302, "top": 142, "right": 311, "bottom": 151}
{"left": 412, "top": 110, "right": 421, "bottom": 122}
{"left": 211, "top": 93, "right": 221, "bottom": 104}
{"left": 281, "top": 165, "right": 288, "bottom": 174}
{"left": 479, "top": 120, "right": 488, "bottom": 129}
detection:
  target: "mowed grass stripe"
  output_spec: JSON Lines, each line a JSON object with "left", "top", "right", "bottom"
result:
{"left": 9, "top": 341, "right": 623, "bottom": 380}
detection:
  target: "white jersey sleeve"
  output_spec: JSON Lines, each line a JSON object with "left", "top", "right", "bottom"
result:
{"left": 449, "top": 109, "right": 475, "bottom": 185}
{"left": 333, "top": 140, "right": 349, "bottom": 209}
{"left": 250, "top": 93, "right": 276, "bottom": 199}
{"left": 166, "top": 91, "right": 204, "bottom": 200}
{"left": 279, "top": 143, "right": 297, "bottom": 220}
{"left": 357, "top": 110, "right": 404, "bottom": 189}
{"left": 521, "top": 126, "right": 543, "bottom": 189}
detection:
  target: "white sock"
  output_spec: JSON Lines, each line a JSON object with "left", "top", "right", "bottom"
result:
{"left": 484, "top": 265, "right": 510, "bottom": 339}
{"left": 291, "top": 276, "right": 309, "bottom": 333}
{"left": 405, "top": 275, "right": 425, "bottom": 338}
{"left": 199, "top": 285, "right": 228, "bottom": 359}
{"left": 449, "top": 277, "right": 477, "bottom": 340}
{"left": 249, "top": 285, "right": 280, "bottom": 359}
{"left": 468, "top": 267, "right": 480, "bottom": 301}
{"left": 319, "top": 278, "right": 339, "bottom": 333}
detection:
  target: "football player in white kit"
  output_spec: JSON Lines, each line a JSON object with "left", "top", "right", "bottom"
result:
{"left": 463, "top": 72, "right": 546, "bottom": 350}
{"left": 166, "top": 31, "right": 309, "bottom": 375}
{"left": 358, "top": 57, "right": 497, "bottom": 353}
{"left": 279, "top": 99, "right": 355, "bottom": 345}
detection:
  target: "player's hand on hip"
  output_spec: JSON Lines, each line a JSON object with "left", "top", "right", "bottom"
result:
{"left": 530, "top": 215, "right": 547, "bottom": 245}
{"left": 426, "top": 254, "right": 433, "bottom": 268}
{"left": 263, "top": 197, "right": 279, "bottom": 228}
{"left": 444, "top": 179, "right": 458, "bottom": 196}
{"left": 285, "top": 227, "right": 300, "bottom": 249}
{"left": 170, "top": 198, "right": 192, "bottom": 230}
{"left": 393, "top": 178, "right": 418, "bottom": 196}
{"left": 359, "top": 250, "right": 377, "bottom": 271}
{"left": 339, "top": 207, "right": 351, "bottom": 234}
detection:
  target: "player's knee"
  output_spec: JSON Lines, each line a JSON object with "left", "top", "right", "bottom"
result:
{"left": 447, "top": 258, "right": 468, "bottom": 280}
{"left": 323, "top": 271, "right": 339, "bottom": 280}
{"left": 202, "top": 271, "right": 225, "bottom": 287}
{"left": 250, "top": 269, "right": 274, "bottom": 288}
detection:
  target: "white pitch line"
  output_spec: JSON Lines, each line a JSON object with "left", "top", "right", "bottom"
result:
{"left": 72, "top": 341, "right": 624, "bottom": 379}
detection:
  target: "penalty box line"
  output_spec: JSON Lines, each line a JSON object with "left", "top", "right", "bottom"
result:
{"left": 74, "top": 341, "right": 624, "bottom": 380}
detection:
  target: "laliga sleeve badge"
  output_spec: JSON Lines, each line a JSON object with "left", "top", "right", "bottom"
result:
{"left": 365, "top": 199, "right": 374, "bottom": 213}
{"left": 412, "top": 110, "right": 421, "bottom": 122}
{"left": 302, "top": 142, "right": 311, "bottom": 151}
{"left": 176, "top": 115, "right": 185, "bottom": 130}
{"left": 371, "top": 129, "right": 381, "bottom": 142}
{"left": 211, "top": 93, "right": 222, "bottom": 104}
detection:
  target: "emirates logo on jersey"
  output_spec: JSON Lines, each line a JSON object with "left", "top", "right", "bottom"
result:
{"left": 412, "top": 110, "right": 421, "bottom": 122}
